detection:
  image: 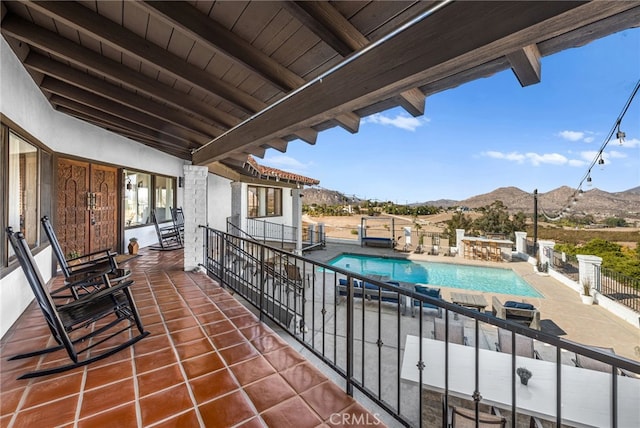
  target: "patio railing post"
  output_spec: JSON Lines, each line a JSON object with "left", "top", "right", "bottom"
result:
{"left": 259, "top": 245, "right": 265, "bottom": 322}
{"left": 346, "top": 274, "right": 354, "bottom": 396}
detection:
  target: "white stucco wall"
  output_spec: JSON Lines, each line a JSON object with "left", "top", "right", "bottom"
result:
{"left": 0, "top": 38, "right": 187, "bottom": 337}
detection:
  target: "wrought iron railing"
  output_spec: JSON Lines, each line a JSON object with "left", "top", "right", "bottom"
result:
{"left": 525, "top": 238, "right": 537, "bottom": 257}
{"left": 247, "top": 218, "right": 296, "bottom": 247}
{"left": 200, "top": 226, "right": 640, "bottom": 428}
{"left": 600, "top": 266, "right": 640, "bottom": 313}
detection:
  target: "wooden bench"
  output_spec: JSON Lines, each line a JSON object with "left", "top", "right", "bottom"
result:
{"left": 491, "top": 296, "right": 540, "bottom": 330}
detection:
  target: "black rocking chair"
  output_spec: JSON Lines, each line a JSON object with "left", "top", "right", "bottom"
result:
{"left": 171, "top": 206, "right": 185, "bottom": 241}
{"left": 150, "top": 209, "right": 183, "bottom": 250}
{"left": 5, "top": 227, "right": 149, "bottom": 379}
{"left": 41, "top": 216, "right": 128, "bottom": 299}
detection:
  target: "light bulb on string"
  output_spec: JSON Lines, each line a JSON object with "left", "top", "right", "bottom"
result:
{"left": 616, "top": 123, "right": 626, "bottom": 145}
{"left": 598, "top": 154, "right": 605, "bottom": 170}
{"left": 586, "top": 173, "right": 592, "bottom": 187}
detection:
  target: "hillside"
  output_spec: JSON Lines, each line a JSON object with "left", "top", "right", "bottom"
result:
{"left": 303, "top": 185, "right": 640, "bottom": 218}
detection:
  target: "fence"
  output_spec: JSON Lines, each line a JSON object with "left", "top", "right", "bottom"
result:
{"left": 600, "top": 267, "right": 640, "bottom": 313}
{"left": 200, "top": 226, "right": 640, "bottom": 428}
{"left": 550, "top": 250, "right": 579, "bottom": 281}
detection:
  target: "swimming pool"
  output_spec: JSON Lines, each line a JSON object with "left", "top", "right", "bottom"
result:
{"left": 328, "top": 254, "right": 541, "bottom": 297}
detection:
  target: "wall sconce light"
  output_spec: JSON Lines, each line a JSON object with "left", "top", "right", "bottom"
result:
{"left": 178, "top": 177, "right": 183, "bottom": 188}
{"left": 126, "top": 178, "right": 132, "bottom": 190}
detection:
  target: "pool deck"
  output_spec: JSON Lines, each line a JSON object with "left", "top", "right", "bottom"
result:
{"left": 303, "top": 241, "right": 640, "bottom": 362}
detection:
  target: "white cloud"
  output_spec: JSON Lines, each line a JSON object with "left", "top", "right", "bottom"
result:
{"left": 483, "top": 151, "right": 526, "bottom": 163}
{"left": 362, "top": 113, "right": 428, "bottom": 131}
{"left": 617, "top": 137, "right": 639, "bottom": 148}
{"left": 262, "top": 155, "right": 310, "bottom": 170}
{"left": 558, "top": 130, "right": 596, "bottom": 143}
{"left": 558, "top": 130, "right": 585, "bottom": 141}
{"left": 525, "top": 152, "right": 568, "bottom": 166}
{"left": 482, "top": 151, "right": 587, "bottom": 167}
{"left": 608, "top": 150, "right": 627, "bottom": 159}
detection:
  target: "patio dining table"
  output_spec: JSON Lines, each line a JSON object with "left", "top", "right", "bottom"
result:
{"left": 400, "top": 335, "right": 640, "bottom": 427}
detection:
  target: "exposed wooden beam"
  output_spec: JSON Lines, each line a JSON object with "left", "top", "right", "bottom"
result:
{"left": 291, "top": 128, "right": 318, "bottom": 145}
{"left": 139, "top": 1, "right": 305, "bottom": 92}
{"left": 51, "top": 95, "right": 197, "bottom": 151}
{"left": 395, "top": 88, "right": 426, "bottom": 117}
{"left": 41, "top": 77, "right": 205, "bottom": 144}
{"left": 506, "top": 44, "right": 541, "bottom": 87}
{"left": 262, "top": 139, "right": 289, "bottom": 153}
{"left": 25, "top": 53, "right": 221, "bottom": 138}
{"left": 194, "top": 1, "right": 624, "bottom": 164}
{"left": 333, "top": 112, "right": 360, "bottom": 134}
{"left": 0, "top": 15, "right": 239, "bottom": 130}
{"left": 282, "top": 1, "right": 353, "bottom": 57}
{"left": 24, "top": 1, "right": 263, "bottom": 114}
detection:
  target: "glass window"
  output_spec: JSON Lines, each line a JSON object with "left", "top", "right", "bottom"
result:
{"left": 8, "top": 132, "right": 38, "bottom": 249}
{"left": 247, "top": 186, "right": 282, "bottom": 218}
{"left": 154, "top": 175, "right": 175, "bottom": 222}
{"left": 124, "top": 171, "right": 151, "bottom": 227}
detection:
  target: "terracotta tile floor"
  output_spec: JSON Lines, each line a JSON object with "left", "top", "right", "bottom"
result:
{"left": 0, "top": 249, "right": 383, "bottom": 427}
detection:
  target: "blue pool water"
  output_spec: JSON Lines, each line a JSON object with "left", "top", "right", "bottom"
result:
{"left": 328, "top": 254, "right": 541, "bottom": 297}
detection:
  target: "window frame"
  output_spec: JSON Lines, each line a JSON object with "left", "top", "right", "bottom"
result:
{"left": 247, "top": 185, "right": 283, "bottom": 219}
{"left": 123, "top": 168, "right": 177, "bottom": 229}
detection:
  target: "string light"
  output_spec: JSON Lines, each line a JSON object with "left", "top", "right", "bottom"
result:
{"left": 537, "top": 79, "right": 639, "bottom": 220}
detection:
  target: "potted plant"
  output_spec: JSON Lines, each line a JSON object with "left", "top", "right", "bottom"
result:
{"left": 128, "top": 237, "right": 139, "bottom": 255}
{"left": 67, "top": 249, "right": 81, "bottom": 265}
{"left": 580, "top": 280, "right": 594, "bottom": 305}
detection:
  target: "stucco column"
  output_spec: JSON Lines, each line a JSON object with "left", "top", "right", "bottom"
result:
{"left": 455, "top": 229, "right": 465, "bottom": 256}
{"left": 292, "top": 188, "right": 303, "bottom": 254}
{"left": 230, "top": 181, "right": 243, "bottom": 235}
{"left": 577, "top": 254, "right": 603, "bottom": 291}
{"left": 183, "top": 165, "right": 208, "bottom": 272}
{"left": 514, "top": 231, "right": 527, "bottom": 254}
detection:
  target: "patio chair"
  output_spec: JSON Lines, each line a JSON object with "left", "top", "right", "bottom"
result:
{"left": 411, "top": 284, "right": 443, "bottom": 317}
{"left": 5, "top": 227, "right": 149, "bottom": 379}
{"left": 150, "top": 209, "right": 183, "bottom": 250}
{"left": 495, "top": 328, "right": 541, "bottom": 359}
{"left": 447, "top": 405, "right": 506, "bottom": 428}
{"left": 41, "top": 216, "right": 124, "bottom": 299}
{"left": 492, "top": 297, "right": 541, "bottom": 330}
{"left": 572, "top": 346, "right": 629, "bottom": 375}
{"left": 433, "top": 318, "right": 468, "bottom": 346}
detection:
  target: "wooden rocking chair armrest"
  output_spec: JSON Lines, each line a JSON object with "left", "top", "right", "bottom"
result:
{"left": 62, "top": 280, "right": 134, "bottom": 310}
{"left": 67, "top": 248, "right": 115, "bottom": 262}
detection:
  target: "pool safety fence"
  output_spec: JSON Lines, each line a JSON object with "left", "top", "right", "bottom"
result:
{"left": 200, "top": 226, "right": 640, "bottom": 428}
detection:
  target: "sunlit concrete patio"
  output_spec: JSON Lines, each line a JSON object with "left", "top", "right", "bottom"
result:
{"left": 0, "top": 248, "right": 380, "bottom": 428}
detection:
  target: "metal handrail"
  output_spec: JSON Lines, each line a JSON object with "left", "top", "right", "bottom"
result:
{"left": 200, "top": 226, "right": 640, "bottom": 428}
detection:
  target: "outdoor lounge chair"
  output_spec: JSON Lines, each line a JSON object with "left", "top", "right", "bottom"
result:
{"left": 41, "top": 216, "right": 124, "bottom": 299}
{"left": 150, "top": 209, "right": 183, "bottom": 250}
{"left": 495, "top": 328, "right": 541, "bottom": 359}
{"left": 5, "top": 227, "right": 149, "bottom": 379}
{"left": 492, "top": 297, "right": 540, "bottom": 330}
{"left": 171, "top": 206, "right": 185, "bottom": 240}
{"left": 433, "top": 318, "right": 468, "bottom": 346}
{"left": 411, "top": 284, "right": 443, "bottom": 317}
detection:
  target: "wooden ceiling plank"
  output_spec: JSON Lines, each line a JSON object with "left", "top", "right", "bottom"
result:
{"left": 25, "top": 53, "right": 221, "bottom": 138}
{"left": 194, "top": 1, "right": 628, "bottom": 164}
{"left": 396, "top": 88, "right": 426, "bottom": 117}
{"left": 23, "top": 0, "right": 264, "bottom": 114}
{"left": 333, "top": 112, "right": 360, "bottom": 134}
{"left": 281, "top": 1, "right": 352, "bottom": 57}
{"left": 140, "top": 1, "right": 305, "bottom": 92}
{"left": 506, "top": 44, "right": 541, "bottom": 87}
{"left": 41, "top": 77, "right": 204, "bottom": 143}
{"left": 51, "top": 95, "right": 199, "bottom": 150}
{"left": 0, "top": 15, "right": 240, "bottom": 129}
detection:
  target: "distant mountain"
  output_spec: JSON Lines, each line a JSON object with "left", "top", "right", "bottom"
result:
{"left": 303, "top": 185, "right": 640, "bottom": 218}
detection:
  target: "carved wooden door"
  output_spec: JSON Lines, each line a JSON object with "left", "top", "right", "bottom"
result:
{"left": 56, "top": 158, "right": 119, "bottom": 258}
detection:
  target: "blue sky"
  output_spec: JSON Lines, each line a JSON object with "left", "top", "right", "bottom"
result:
{"left": 261, "top": 28, "right": 640, "bottom": 203}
